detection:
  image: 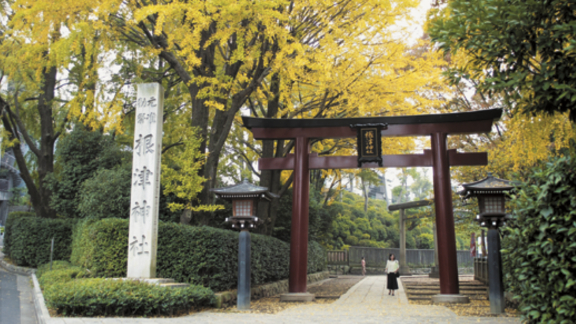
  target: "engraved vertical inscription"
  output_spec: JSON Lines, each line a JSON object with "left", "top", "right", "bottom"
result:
{"left": 127, "top": 83, "right": 164, "bottom": 278}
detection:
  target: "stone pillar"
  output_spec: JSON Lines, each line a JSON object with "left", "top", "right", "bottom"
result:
{"left": 430, "top": 222, "right": 440, "bottom": 278}
{"left": 430, "top": 132, "right": 468, "bottom": 303}
{"left": 127, "top": 83, "right": 164, "bottom": 278}
{"left": 237, "top": 230, "right": 251, "bottom": 310}
{"left": 399, "top": 209, "right": 411, "bottom": 275}
{"left": 488, "top": 228, "right": 505, "bottom": 314}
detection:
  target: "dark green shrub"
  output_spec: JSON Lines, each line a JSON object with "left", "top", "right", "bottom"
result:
{"left": 308, "top": 240, "right": 327, "bottom": 273}
{"left": 5, "top": 216, "right": 76, "bottom": 267}
{"left": 77, "top": 166, "right": 132, "bottom": 220}
{"left": 71, "top": 219, "right": 327, "bottom": 292}
{"left": 502, "top": 153, "right": 576, "bottom": 323}
{"left": 46, "top": 125, "right": 128, "bottom": 218}
{"left": 43, "top": 278, "right": 214, "bottom": 317}
{"left": 2, "top": 211, "right": 36, "bottom": 256}
{"left": 37, "top": 261, "right": 214, "bottom": 317}
{"left": 70, "top": 218, "right": 129, "bottom": 277}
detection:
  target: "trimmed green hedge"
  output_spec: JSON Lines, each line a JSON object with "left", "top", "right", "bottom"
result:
{"left": 71, "top": 218, "right": 326, "bottom": 292}
{"left": 502, "top": 153, "right": 576, "bottom": 323}
{"left": 36, "top": 261, "right": 92, "bottom": 288}
{"left": 2, "top": 211, "right": 36, "bottom": 256}
{"left": 37, "top": 261, "right": 214, "bottom": 317}
{"left": 4, "top": 215, "right": 76, "bottom": 267}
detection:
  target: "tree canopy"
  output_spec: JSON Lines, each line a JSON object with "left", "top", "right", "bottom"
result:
{"left": 428, "top": 0, "right": 576, "bottom": 121}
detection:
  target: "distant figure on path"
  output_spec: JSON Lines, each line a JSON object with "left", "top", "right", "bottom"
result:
{"left": 386, "top": 254, "right": 399, "bottom": 296}
{"left": 361, "top": 257, "right": 366, "bottom": 276}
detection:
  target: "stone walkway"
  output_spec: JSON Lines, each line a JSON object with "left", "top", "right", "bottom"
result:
{"left": 44, "top": 276, "right": 521, "bottom": 324}
{"left": 0, "top": 265, "right": 37, "bottom": 324}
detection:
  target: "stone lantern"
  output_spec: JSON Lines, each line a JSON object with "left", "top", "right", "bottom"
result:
{"left": 459, "top": 172, "right": 515, "bottom": 315}
{"left": 211, "top": 179, "right": 278, "bottom": 310}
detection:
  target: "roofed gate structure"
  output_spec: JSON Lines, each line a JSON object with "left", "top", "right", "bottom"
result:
{"left": 242, "top": 108, "right": 502, "bottom": 303}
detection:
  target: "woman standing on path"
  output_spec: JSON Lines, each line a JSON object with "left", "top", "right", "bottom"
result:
{"left": 361, "top": 257, "right": 366, "bottom": 276}
{"left": 386, "top": 254, "right": 399, "bottom": 296}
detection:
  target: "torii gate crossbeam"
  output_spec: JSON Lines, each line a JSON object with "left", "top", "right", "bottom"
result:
{"left": 242, "top": 108, "right": 502, "bottom": 303}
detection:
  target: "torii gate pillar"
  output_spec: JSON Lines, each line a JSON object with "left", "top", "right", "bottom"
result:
{"left": 430, "top": 132, "right": 468, "bottom": 303}
{"left": 289, "top": 137, "right": 311, "bottom": 292}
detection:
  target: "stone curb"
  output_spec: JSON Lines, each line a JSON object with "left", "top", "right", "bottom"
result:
{"left": 396, "top": 275, "right": 409, "bottom": 305}
{"left": 32, "top": 273, "right": 51, "bottom": 324}
{"left": 0, "top": 252, "right": 36, "bottom": 276}
{"left": 214, "top": 270, "right": 330, "bottom": 308}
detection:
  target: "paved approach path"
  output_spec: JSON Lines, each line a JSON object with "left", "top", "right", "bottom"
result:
{"left": 45, "top": 275, "right": 520, "bottom": 324}
{"left": 0, "top": 265, "right": 37, "bottom": 324}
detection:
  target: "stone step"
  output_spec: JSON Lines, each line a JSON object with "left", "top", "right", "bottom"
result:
{"left": 159, "top": 282, "right": 190, "bottom": 288}
{"left": 141, "top": 278, "right": 176, "bottom": 284}
{"left": 407, "top": 291, "right": 487, "bottom": 296}
{"left": 405, "top": 286, "right": 487, "bottom": 291}
{"left": 408, "top": 296, "right": 488, "bottom": 301}
{"left": 403, "top": 282, "right": 485, "bottom": 287}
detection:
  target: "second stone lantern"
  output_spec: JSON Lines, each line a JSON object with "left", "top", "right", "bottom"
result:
{"left": 211, "top": 179, "right": 278, "bottom": 310}
{"left": 459, "top": 172, "right": 515, "bottom": 315}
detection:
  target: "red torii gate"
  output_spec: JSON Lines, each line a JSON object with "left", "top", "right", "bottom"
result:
{"left": 242, "top": 108, "right": 502, "bottom": 302}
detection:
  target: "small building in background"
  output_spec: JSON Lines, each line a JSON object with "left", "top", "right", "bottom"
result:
{"left": 0, "top": 144, "right": 30, "bottom": 226}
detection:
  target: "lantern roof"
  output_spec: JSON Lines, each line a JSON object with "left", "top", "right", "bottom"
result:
{"left": 211, "top": 179, "right": 279, "bottom": 201}
{"left": 459, "top": 173, "right": 516, "bottom": 198}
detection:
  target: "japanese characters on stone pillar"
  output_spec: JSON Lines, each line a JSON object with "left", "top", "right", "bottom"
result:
{"left": 127, "top": 83, "right": 164, "bottom": 278}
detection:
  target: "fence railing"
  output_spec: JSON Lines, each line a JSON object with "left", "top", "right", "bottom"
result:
{"left": 327, "top": 246, "right": 474, "bottom": 268}
{"left": 327, "top": 250, "right": 349, "bottom": 265}
{"left": 474, "top": 257, "right": 489, "bottom": 285}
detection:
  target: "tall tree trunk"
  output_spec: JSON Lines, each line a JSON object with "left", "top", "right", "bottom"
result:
{"left": 0, "top": 66, "right": 58, "bottom": 218}
{"left": 35, "top": 66, "right": 58, "bottom": 218}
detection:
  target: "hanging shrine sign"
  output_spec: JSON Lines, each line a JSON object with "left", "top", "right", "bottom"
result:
{"left": 350, "top": 123, "right": 387, "bottom": 167}
{"left": 127, "top": 83, "right": 164, "bottom": 278}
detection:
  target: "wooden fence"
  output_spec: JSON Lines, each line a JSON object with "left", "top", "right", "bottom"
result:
{"left": 474, "top": 257, "right": 489, "bottom": 285}
{"left": 327, "top": 246, "right": 474, "bottom": 268}
{"left": 327, "top": 250, "right": 349, "bottom": 265}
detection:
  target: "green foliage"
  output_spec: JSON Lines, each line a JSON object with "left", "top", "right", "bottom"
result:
{"left": 36, "top": 261, "right": 214, "bottom": 317}
{"left": 4, "top": 216, "right": 76, "bottom": 267}
{"left": 2, "top": 211, "right": 36, "bottom": 256}
{"left": 36, "top": 261, "right": 92, "bottom": 288}
{"left": 502, "top": 153, "right": 576, "bottom": 323}
{"left": 46, "top": 126, "right": 128, "bottom": 218}
{"left": 77, "top": 165, "right": 132, "bottom": 220}
{"left": 417, "top": 233, "right": 434, "bottom": 249}
{"left": 429, "top": 0, "right": 576, "bottom": 121}
{"left": 71, "top": 219, "right": 326, "bottom": 292}
{"left": 9, "top": 187, "right": 30, "bottom": 206}
{"left": 75, "top": 162, "right": 189, "bottom": 222}
{"left": 70, "top": 218, "right": 129, "bottom": 277}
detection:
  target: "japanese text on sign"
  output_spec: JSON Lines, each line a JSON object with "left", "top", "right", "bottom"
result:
{"left": 361, "top": 128, "right": 378, "bottom": 157}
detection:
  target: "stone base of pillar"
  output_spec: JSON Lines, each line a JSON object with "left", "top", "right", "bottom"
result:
{"left": 431, "top": 294, "right": 470, "bottom": 304}
{"left": 399, "top": 265, "right": 412, "bottom": 276}
{"left": 280, "top": 293, "right": 315, "bottom": 302}
{"left": 429, "top": 266, "right": 440, "bottom": 278}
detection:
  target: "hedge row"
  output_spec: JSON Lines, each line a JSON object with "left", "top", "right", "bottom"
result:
{"left": 502, "top": 153, "right": 576, "bottom": 323}
{"left": 3, "top": 213, "right": 76, "bottom": 267}
{"left": 71, "top": 218, "right": 326, "bottom": 292}
{"left": 2, "top": 212, "right": 35, "bottom": 257}
{"left": 37, "top": 261, "right": 214, "bottom": 317}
